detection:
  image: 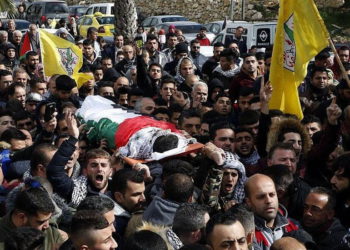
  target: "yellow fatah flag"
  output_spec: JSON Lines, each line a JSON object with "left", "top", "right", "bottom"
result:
{"left": 39, "top": 29, "right": 86, "bottom": 88}
{"left": 269, "top": 0, "right": 329, "bottom": 119}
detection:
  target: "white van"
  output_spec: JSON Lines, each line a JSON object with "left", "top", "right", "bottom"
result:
{"left": 85, "top": 3, "right": 114, "bottom": 15}
{"left": 212, "top": 21, "right": 277, "bottom": 49}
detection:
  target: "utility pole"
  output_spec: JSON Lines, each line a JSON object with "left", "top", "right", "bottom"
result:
{"left": 241, "top": 0, "right": 245, "bottom": 20}
{"left": 229, "top": 0, "right": 236, "bottom": 20}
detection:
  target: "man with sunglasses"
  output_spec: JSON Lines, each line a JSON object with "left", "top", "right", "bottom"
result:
{"left": 189, "top": 39, "right": 207, "bottom": 72}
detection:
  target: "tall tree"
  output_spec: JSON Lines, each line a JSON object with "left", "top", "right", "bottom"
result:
{"left": 0, "top": 0, "right": 17, "bottom": 18}
{"left": 114, "top": 0, "right": 138, "bottom": 43}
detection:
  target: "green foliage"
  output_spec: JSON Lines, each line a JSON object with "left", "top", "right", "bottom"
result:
{"left": 320, "top": 8, "right": 350, "bottom": 37}
{"left": 253, "top": 4, "right": 276, "bottom": 19}
{"left": 0, "top": 0, "right": 17, "bottom": 17}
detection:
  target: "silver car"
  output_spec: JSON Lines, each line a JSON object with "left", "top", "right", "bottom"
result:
{"left": 141, "top": 15, "right": 188, "bottom": 30}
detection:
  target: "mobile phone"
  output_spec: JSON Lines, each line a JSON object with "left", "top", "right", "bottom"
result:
{"left": 44, "top": 102, "right": 56, "bottom": 122}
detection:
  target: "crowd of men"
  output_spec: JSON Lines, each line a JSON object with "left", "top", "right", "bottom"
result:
{"left": 0, "top": 12, "right": 350, "bottom": 250}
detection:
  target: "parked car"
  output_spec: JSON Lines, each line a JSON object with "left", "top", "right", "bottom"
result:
{"left": 2, "top": 19, "right": 31, "bottom": 34}
{"left": 212, "top": 21, "right": 277, "bottom": 48}
{"left": 78, "top": 12, "right": 115, "bottom": 38}
{"left": 26, "top": 1, "right": 69, "bottom": 26}
{"left": 154, "top": 21, "right": 215, "bottom": 43}
{"left": 68, "top": 5, "right": 88, "bottom": 20}
{"left": 42, "top": 28, "right": 75, "bottom": 43}
{"left": 203, "top": 20, "right": 246, "bottom": 35}
{"left": 141, "top": 15, "right": 188, "bottom": 30}
{"left": 85, "top": 3, "right": 114, "bottom": 15}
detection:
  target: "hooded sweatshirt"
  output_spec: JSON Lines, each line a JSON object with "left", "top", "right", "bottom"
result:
{"left": 142, "top": 196, "right": 179, "bottom": 226}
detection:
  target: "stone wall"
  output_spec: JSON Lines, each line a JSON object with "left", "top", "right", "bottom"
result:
{"left": 133, "top": 0, "right": 346, "bottom": 23}
{"left": 134, "top": 0, "right": 232, "bottom": 24}
{"left": 76, "top": 0, "right": 347, "bottom": 24}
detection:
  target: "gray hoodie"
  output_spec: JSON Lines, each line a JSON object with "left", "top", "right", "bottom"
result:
{"left": 142, "top": 196, "right": 179, "bottom": 226}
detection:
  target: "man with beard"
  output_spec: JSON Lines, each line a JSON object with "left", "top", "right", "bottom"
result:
{"left": 0, "top": 187, "right": 65, "bottom": 249}
{"left": 145, "top": 34, "right": 168, "bottom": 67}
{"left": 191, "top": 81, "right": 208, "bottom": 108}
{"left": 210, "top": 47, "right": 240, "bottom": 90}
{"left": 24, "top": 51, "right": 40, "bottom": 80}
{"left": 11, "top": 30, "right": 22, "bottom": 59}
{"left": 330, "top": 153, "right": 350, "bottom": 228}
{"left": 178, "top": 109, "right": 201, "bottom": 138}
{"left": 202, "top": 42, "right": 224, "bottom": 81}
{"left": 209, "top": 122, "right": 235, "bottom": 153}
{"left": 162, "top": 33, "right": 179, "bottom": 62}
{"left": 1, "top": 43, "right": 19, "bottom": 71}
{"left": 245, "top": 174, "right": 298, "bottom": 250}
{"left": 302, "top": 187, "right": 347, "bottom": 250}
{"left": 115, "top": 45, "right": 136, "bottom": 76}
{"left": 155, "top": 76, "right": 176, "bottom": 106}
{"left": 196, "top": 27, "right": 210, "bottom": 46}
{"left": 203, "top": 93, "right": 233, "bottom": 125}
{"left": 81, "top": 39, "right": 101, "bottom": 72}
{"left": 299, "top": 66, "right": 333, "bottom": 114}
{"left": 111, "top": 168, "right": 145, "bottom": 246}
{"left": 206, "top": 213, "right": 250, "bottom": 250}
{"left": 102, "top": 33, "right": 124, "bottom": 65}
{"left": 47, "top": 112, "right": 113, "bottom": 208}
{"left": 27, "top": 24, "right": 40, "bottom": 53}
{"left": 229, "top": 53, "right": 259, "bottom": 102}
{"left": 234, "top": 128, "right": 260, "bottom": 176}
{"left": 189, "top": 39, "right": 207, "bottom": 72}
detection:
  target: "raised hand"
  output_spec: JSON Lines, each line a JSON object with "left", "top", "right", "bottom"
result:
{"left": 202, "top": 142, "right": 225, "bottom": 166}
{"left": 66, "top": 112, "right": 79, "bottom": 139}
{"left": 327, "top": 97, "right": 342, "bottom": 125}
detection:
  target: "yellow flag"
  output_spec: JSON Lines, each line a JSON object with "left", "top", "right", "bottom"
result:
{"left": 73, "top": 72, "right": 94, "bottom": 89}
{"left": 269, "top": 0, "right": 329, "bottom": 119}
{"left": 39, "top": 29, "right": 83, "bottom": 86}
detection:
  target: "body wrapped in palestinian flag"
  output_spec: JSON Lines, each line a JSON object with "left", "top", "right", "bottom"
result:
{"left": 77, "top": 96, "right": 202, "bottom": 162}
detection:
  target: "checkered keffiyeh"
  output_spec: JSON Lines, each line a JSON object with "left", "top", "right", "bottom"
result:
{"left": 223, "top": 151, "right": 247, "bottom": 203}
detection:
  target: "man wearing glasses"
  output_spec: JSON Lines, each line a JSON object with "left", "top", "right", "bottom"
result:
{"left": 189, "top": 39, "right": 207, "bottom": 72}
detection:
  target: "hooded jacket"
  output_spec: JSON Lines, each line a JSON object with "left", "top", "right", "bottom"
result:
{"left": 253, "top": 205, "right": 299, "bottom": 250}
{"left": 0, "top": 43, "right": 19, "bottom": 70}
{"left": 307, "top": 218, "right": 347, "bottom": 250}
{"left": 142, "top": 196, "right": 179, "bottom": 226}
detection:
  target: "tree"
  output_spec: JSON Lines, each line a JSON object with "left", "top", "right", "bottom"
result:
{"left": 114, "top": 0, "right": 138, "bottom": 43}
{"left": 0, "top": 0, "right": 17, "bottom": 18}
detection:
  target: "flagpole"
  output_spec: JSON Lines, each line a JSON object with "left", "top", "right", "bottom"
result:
{"left": 328, "top": 38, "right": 350, "bottom": 88}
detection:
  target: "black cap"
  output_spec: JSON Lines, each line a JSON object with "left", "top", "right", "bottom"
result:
{"left": 175, "top": 42, "right": 188, "bottom": 54}
{"left": 56, "top": 75, "right": 77, "bottom": 91}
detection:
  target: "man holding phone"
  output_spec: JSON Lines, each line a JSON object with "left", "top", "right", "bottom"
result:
{"left": 46, "top": 75, "right": 81, "bottom": 113}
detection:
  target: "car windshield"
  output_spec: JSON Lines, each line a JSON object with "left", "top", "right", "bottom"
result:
{"left": 46, "top": 3, "right": 69, "bottom": 14}
{"left": 161, "top": 17, "right": 188, "bottom": 22}
{"left": 96, "top": 16, "right": 115, "bottom": 25}
{"left": 15, "top": 21, "right": 30, "bottom": 30}
{"left": 174, "top": 24, "right": 202, "bottom": 33}
{"left": 76, "top": 7, "right": 87, "bottom": 14}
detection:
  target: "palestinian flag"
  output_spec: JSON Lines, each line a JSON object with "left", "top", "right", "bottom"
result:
{"left": 19, "top": 32, "right": 32, "bottom": 59}
{"left": 77, "top": 96, "right": 203, "bottom": 163}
